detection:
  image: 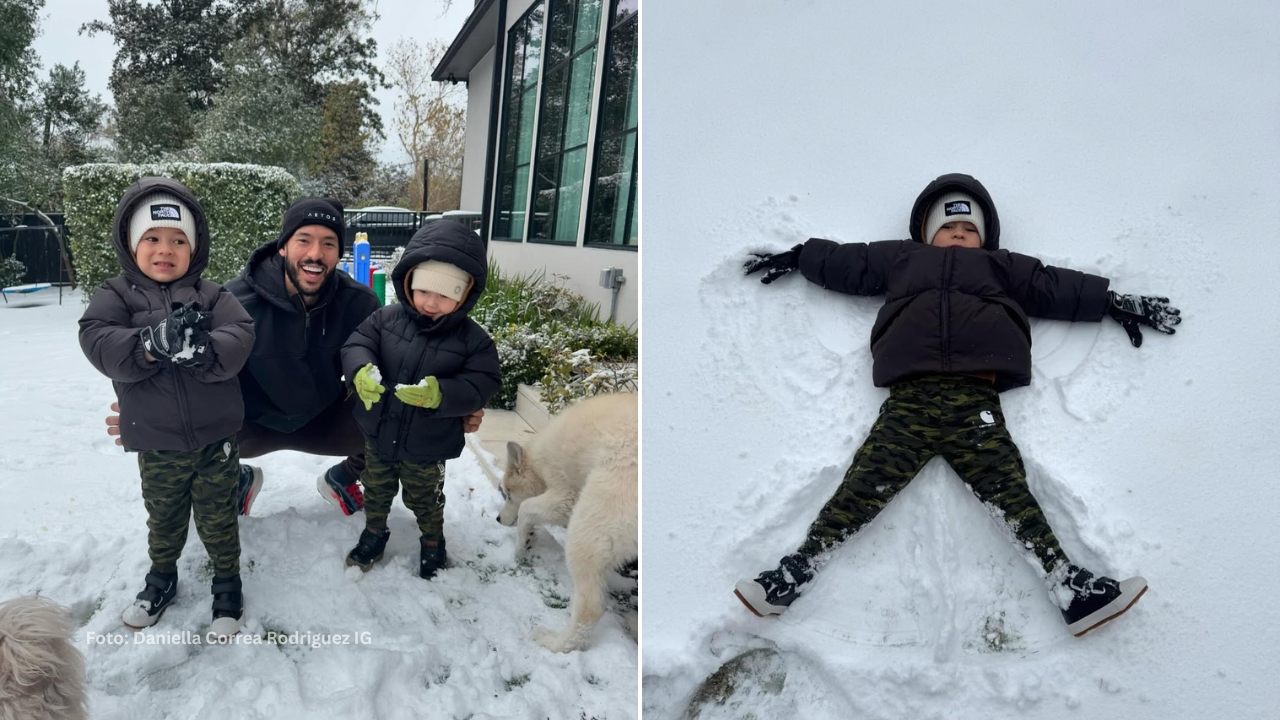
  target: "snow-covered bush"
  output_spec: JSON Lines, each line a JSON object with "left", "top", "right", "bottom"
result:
{"left": 475, "top": 262, "right": 638, "bottom": 410}
{"left": 539, "top": 348, "right": 638, "bottom": 414}
{"left": 63, "top": 162, "right": 302, "bottom": 296}
{"left": 0, "top": 255, "right": 26, "bottom": 289}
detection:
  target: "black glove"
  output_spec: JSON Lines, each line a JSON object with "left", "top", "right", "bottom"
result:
{"left": 1106, "top": 291, "right": 1181, "bottom": 347}
{"left": 141, "top": 301, "right": 212, "bottom": 364}
{"left": 744, "top": 243, "right": 804, "bottom": 284}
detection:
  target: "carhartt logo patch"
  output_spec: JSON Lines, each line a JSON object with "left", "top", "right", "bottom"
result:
{"left": 979, "top": 410, "right": 996, "bottom": 426}
{"left": 151, "top": 204, "right": 181, "bottom": 221}
{"left": 945, "top": 201, "right": 972, "bottom": 216}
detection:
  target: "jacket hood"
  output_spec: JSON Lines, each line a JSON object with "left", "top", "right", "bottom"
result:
{"left": 111, "top": 177, "right": 210, "bottom": 286}
{"left": 908, "top": 173, "right": 1002, "bottom": 250}
{"left": 392, "top": 222, "right": 488, "bottom": 327}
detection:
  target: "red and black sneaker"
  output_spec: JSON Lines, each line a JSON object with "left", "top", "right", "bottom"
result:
{"left": 237, "top": 464, "right": 263, "bottom": 516}
{"left": 317, "top": 464, "right": 364, "bottom": 515}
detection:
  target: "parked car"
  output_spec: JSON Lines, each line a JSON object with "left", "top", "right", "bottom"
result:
{"left": 345, "top": 206, "right": 421, "bottom": 254}
{"left": 347, "top": 206, "right": 419, "bottom": 228}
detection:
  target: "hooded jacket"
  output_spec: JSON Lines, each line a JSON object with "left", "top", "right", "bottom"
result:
{"left": 224, "top": 239, "right": 380, "bottom": 434}
{"left": 797, "top": 173, "right": 1110, "bottom": 391}
{"left": 78, "top": 177, "right": 255, "bottom": 452}
{"left": 341, "top": 222, "right": 500, "bottom": 464}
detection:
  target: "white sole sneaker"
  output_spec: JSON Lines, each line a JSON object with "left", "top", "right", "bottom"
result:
{"left": 733, "top": 579, "right": 788, "bottom": 617}
{"left": 240, "top": 465, "right": 263, "bottom": 516}
{"left": 208, "top": 615, "right": 241, "bottom": 639}
{"left": 1068, "top": 576, "right": 1148, "bottom": 637}
{"left": 121, "top": 600, "right": 167, "bottom": 629}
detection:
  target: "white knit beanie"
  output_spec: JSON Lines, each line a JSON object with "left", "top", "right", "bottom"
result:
{"left": 411, "top": 260, "right": 473, "bottom": 302}
{"left": 922, "top": 191, "right": 985, "bottom": 246}
{"left": 128, "top": 192, "right": 198, "bottom": 253}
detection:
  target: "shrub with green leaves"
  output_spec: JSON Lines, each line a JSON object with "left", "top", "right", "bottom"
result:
{"left": 539, "top": 348, "right": 637, "bottom": 414}
{"left": 474, "top": 262, "right": 638, "bottom": 410}
{"left": 0, "top": 255, "right": 27, "bottom": 289}
{"left": 63, "top": 162, "right": 301, "bottom": 297}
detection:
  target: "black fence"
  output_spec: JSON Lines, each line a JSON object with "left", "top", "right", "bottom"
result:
{"left": 343, "top": 210, "right": 483, "bottom": 259}
{"left": 0, "top": 213, "right": 71, "bottom": 286}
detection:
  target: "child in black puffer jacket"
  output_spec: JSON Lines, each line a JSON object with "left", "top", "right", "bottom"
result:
{"left": 339, "top": 222, "right": 500, "bottom": 579}
{"left": 79, "top": 176, "right": 254, "bottom": 637}
{"left": 736, "top": 172, "right": 1181, "bottom": 638}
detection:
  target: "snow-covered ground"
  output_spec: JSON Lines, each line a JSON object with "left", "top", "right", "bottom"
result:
{"left": 641, "top": 1, "right": 1280, "bottom": 718}
{"left": 0, "top": 289, "right": 636, "bottom": 719}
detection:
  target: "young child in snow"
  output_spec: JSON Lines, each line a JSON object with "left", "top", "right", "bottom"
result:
{"left": 339, "top": 221, "right": 500, "bottom": 579}
{"left": 78, "top": 177, "right": 255, "bottom": 637}
{"left": 737, "top": 172, "right": 1180, "bottom": 637}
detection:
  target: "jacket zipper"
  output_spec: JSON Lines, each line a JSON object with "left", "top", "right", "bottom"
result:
{"left": 393, "top": 331, "right": 435, "bottom": 462}
{"left": 162, "top": 286, "right": 198, "bottom": 448}
{"left": 940, "top": 249, "right": 953, "bottom": 371}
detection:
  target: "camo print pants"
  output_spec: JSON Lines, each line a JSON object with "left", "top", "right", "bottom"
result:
{"left": 138, "top": 438, "right": 241, "bottom": 577}
{"left": 797, "top": 375, "right": 1067, "bottom": 574}
{"left": 361, "top": 445, "right": 447, "bottom": 542}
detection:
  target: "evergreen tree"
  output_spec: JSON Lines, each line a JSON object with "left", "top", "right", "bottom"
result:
{"left": 308, "top": 80, "right": 375, "bottom": 204}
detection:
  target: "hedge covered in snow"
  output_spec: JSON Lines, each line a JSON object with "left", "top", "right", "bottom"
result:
{"left": 63, "top": 163, "right": 301, "bottom": 296}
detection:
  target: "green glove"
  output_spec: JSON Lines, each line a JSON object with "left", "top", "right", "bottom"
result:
{"left": 395, "top": 376, "right": 441, "bottom": 409}
{"left": 353, "top": 363, "right": 385, "bottom": 411}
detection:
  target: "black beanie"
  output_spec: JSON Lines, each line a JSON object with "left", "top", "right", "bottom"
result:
{"left": 276, "top": 197, "right": 345, "bottom": 252}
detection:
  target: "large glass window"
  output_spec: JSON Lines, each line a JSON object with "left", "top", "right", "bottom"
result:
{"left": 491, "top": 5, "right": 545, "bottom": 241}
{"left": 529, "top": 0, "right": 602, "bottom": 244}
{"left": 584, "top": 0, "right": 637, "bottom": 248}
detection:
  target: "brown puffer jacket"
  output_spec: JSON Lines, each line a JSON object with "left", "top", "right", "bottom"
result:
{"left": 78, "top": 177, "right": 255, "bottom": 451}
{"left": 797, "top": 174, "right": 1110, "bottom": 391}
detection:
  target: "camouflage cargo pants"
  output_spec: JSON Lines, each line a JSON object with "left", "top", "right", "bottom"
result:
{"left": 797, "top": 375, "right": 1068, "bottom": 574}
{"left": 361, "top": 445, "right": 446, "bottom": 542}
{"left": 138, "top": 438, "right": 241, "bottom": 577}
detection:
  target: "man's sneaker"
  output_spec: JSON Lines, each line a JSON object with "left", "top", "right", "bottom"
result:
{"left": 317, "top": 463, "right": 364, "bottom": 515}
{"left": 419, "top": 537, "right": 448, "bottom": 580}
{"left": 733, "top": 554, "right": 814, "bottom": 617}
{"left": 121, "top": 571, "right": 178, "bottom": 629}
{"left": 237, "top": 464, "right": 263, "bottom": 516}
{"left": 209, "top": 574, "right": 243, "bottom": 638}
{"left": 1058, "top": 564, "right": 1148, "bottom": 637}
{"left": 346, "top": 528, "right": 391, "bottom": 571}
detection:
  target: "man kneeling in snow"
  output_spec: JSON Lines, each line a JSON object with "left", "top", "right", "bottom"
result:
{"left": 736, "top": 172, "right": 1179, "bottom": 637}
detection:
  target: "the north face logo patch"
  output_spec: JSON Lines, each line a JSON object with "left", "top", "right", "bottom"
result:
{"left": 150, "top": 204, "right": 181, "bottom": 221}
{"left": 944, "top": 201, "right": 971, "bottom": 216}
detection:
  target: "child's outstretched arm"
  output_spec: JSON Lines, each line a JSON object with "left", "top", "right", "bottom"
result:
{"left": 745, "top": 238, "right": 897, "bottom": 296}
{"left": 1105, "top": 292, "right": 1181, "bottom": 347}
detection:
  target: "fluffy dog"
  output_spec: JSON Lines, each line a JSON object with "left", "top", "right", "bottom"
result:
{"left": 0, "top": 596, "right": 87, "bottom": 720}
{"left": 499, "top": 392, "right": 638, "bottom": 652}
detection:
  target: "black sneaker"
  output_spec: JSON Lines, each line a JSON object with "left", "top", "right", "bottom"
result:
{"left": 1059, "top": 564, "right": 1148, "bottom": 637}
{"left": 121, "top": 570, "right": 178, "bottom": 629}
{"left": 237, "top": 464, "right": 263, "bottom": 516}
{"left": 209, "top": 574, "right": 243, "bottom": 638}
{"left": 419, "top": 537, "right": 448, "bottom": 580}
{"left": 317, "top": 463, "right": 364, "bottom": 515}
{"left": 733, "top": 554, "right": 814, "bottom": 617}
{"left": 346, "top": 528, "right": 390, "bottom": 571}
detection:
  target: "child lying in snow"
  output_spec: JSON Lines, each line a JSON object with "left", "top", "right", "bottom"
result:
{"left": 736, "top": 172, "right": 1180, "bottom": 637}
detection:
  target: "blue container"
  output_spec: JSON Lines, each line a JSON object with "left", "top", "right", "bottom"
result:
{"left": 353, "top": 233, "right": 371, "bottom": 287}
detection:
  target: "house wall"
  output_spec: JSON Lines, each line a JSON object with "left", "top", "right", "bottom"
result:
{"left": 456, "top": 0, "right": 638, "bottom": 327}
{"left": 489, "top": 240, "right": 637, "bottom": 326}
{"left": 459, "top": 48, "right": 493, "bottom": 213}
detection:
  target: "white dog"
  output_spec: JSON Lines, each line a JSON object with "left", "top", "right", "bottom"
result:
{"left": 498, "top": 392, "right": 638, "bottom": 652}
{"left": 0, "top": 596, "right": 87, "bottom": 720}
